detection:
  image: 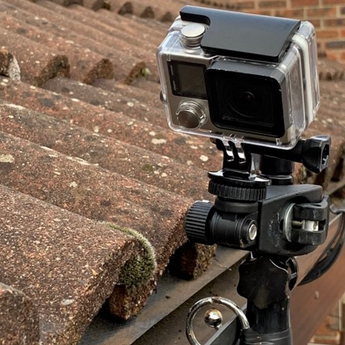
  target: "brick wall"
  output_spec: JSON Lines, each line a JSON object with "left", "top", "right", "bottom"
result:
{"left": 308, "top": 301, "right": 342, "bottom": 344}
{"left": 195, "top": 0, "right": 345, "bottom": 64}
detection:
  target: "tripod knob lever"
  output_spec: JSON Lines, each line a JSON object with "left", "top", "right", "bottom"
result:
{"left": 186, "top": 297, "right": 250, "bottom": 345}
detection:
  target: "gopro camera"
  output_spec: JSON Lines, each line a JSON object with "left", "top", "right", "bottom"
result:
{"left": 157, "top": 6, "right": 320, "bottom": 148}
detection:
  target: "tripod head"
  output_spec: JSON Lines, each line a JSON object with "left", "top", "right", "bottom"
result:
{"left": 184, "top": 136, "right": 330, "bottom": 345}
{"left": 186, "top": 136, "right": 330, "bottom": 257}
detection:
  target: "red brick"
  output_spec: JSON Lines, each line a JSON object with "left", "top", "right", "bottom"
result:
{"left": 338, "top": 53, "right": 345, "bottom": 64}
{"left": 326, "top": 40, "right": 345, "bottom": 49}
{"left": 259, "top": 0, "right": 287, "bottom": 8}
{"left": 323, "top": 0, "right": 345, "bottom": 4}
{"left": 244, "top": 9, "right": 273, "bottom": 15}
{"left": 313, "top": 334, "right": 340, "bottom": 344}
{"left": 291, "top": 0, "right": 319, "bottom": 7}
{"left": 314, "top": 315, "right": 340, "bottom": 337}
{"left": 307, "top": 7, "right": 337, "bottom": 18}
{"left": 275, "top": 9, "right": 305, "bottom": 18}
{"left": 324, "top": 18, "right": 345, "bottom": 27}
{"left": 225, "top": 1, "right": 255, "bottom": 10}
{"left": 318, "top": 41, "right": 325, "bottom": 53}
{"left": 326, "top": 51, "right": 340, "bottom": 61}
{"left": 317, "top": 29, "right": 340, "bottom": 39}
{"left": 309, "top": 19, "right": 321, "bottom": 28}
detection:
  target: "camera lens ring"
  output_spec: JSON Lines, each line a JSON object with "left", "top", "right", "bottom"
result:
{"left": 208, "top": 70, "right": 278, "bottom": 132}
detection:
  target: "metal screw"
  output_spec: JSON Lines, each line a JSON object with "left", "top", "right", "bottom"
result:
{"left": 204, "top": 309, "right": 223, "bottom": 330}
{"left": 248, "top": 223, "right": 258, "bottom": 241}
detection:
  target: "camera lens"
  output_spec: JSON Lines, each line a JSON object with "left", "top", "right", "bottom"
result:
{"left": 233, "top": 90, "right": 262, "bottom": 116}
{"left": 206, "top": 62, "right": 285, "bottom": 138}
{"left": 223, "top": 78, "right": 274, "bottom": 126}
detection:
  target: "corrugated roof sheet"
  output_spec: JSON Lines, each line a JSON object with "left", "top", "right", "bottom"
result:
{"left": 0, "top": 0, "right": 344, "bottom": 343}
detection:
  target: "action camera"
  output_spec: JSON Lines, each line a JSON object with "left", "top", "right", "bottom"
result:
{"left": 157, "top": 6, "right": 320, "bottom": 148}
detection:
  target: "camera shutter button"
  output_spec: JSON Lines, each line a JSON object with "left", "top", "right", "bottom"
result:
{"left": 176, "top": 101, "right": 206, "bottom": 129}
{"left": 180, "top": 23, "right": 206, "bottom": 48}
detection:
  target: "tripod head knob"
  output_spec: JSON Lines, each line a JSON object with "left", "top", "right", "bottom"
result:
{"left": 208, "top": 170, "right": 269, "bottom": 201}
{"left": 185, "top": 199, "right": 259, "bottom": 249}
{"left": 208, "top": 179, "right": 267, "bottom": 201}
{"left": 185, "top": 201, "right": 214, "bottom": 245}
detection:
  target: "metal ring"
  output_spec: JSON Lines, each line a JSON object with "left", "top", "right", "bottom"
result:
{"left": 186, "top": 297, "right": 250, "bottom": 345}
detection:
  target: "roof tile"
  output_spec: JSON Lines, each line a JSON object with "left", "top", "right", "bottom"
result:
{"left": 319, "top": 57, "right": 345, "bottom": 81}
{"left": 0, "top": 282, "right": 39, "bottom": 344}
{"left": 47, "top": 0, "right": 83, "bottom": 6}
{"left": 39, "top": 0, "right": 158, "bottom": 79}
{"left": 76, "top": 6, "right": 164, "bottom": 48}
{"left": 0, "top": 183, "right": 139, "bottom": 343}
{"left": 0, "top": 48, "right": 20, "bottom": 80}
{"left": 83, "top": 0, "right": 105, "bottom": 11}
{"left": 106, "top": 0, "right": 182, "bottom": 22}
{"left": 0, "top": 100, "right": 210, "bottom": 199}
{"left": 0, "top": 78, "right": 222, "bottom": 169}
{"left": 0, "top": 13, "right": 114, "bottom": 84}
{"left": 0, "top": 26, "right": 70, "bottom": 86}
{"left": 0, "top": 131, "right": 190, "bottom": 267}
{"left": 0, "top": 130, "right": 205, "bottom": 319}
{"left": 92, "top": 77, "right": 162, "bottom": 109}
{"left": 1, "top": 0, "right": 147, "bottom": 82}
{"left": 42, "top": 77, "right": 168, "bottom": 127}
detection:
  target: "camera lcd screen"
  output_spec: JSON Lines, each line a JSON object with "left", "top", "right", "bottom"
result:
{"left": 169, "top": 61, "right": 207, "bottom": 99}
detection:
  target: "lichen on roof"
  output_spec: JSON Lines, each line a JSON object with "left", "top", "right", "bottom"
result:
{"left": 107, "top": 223, "right": 157, "bottom": 289}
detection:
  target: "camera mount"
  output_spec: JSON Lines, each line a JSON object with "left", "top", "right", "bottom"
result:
{"left": 185, "top": 136, "right": 330, "bottom": 345}
{"left": 157, "top": 5, "right": 330, "bottom": 343}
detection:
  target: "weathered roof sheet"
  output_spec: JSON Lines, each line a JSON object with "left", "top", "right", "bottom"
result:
{"left": 105, "top": 0, "right": 182, "bottom": 21}
{"left": 0, "top": 0, "right": 344, "bottom": 343}
{"left": 0, "top": 281, "right": 39, "bottom": 344}
{"left": 0, "top": 99, "right": 209, "bottom": 199}
{"left": 0, "top": 183, "right": 140, "bottom": 343}
{"left": 0, "top": 0, "right": 218, "bottom": 342}
{"left": 0, "top": 27, "right": 70, "bottom": 86}
{"left": 0, "top": 13, "right": 114, "bottom": 83}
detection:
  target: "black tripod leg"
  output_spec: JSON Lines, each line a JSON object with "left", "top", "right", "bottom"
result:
{"left": 237, "top": 256, "right": 293, "bottom": 345}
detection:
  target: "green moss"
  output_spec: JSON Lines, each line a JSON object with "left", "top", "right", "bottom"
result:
{"left": 140, "top": 68, "right": 151, "bottom": 78}
{"left": 106, "top": 224, "right": 157, "bottom": 289}
{"left": 141, "top": 163, "right": 155, "bottom": 173}
{"left": 155, "top": 133, "right": 166, "bottom": 140}
{"left": 103, "top": 0, "right": 111, "bottom": 10}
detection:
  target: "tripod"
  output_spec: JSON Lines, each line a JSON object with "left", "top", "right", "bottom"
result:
{"left": 185, "top": 136, "right": 330, "bottom": 345}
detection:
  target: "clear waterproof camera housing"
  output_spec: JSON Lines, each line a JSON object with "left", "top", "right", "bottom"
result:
{"left": 157, "top": 6, "right": 320, "bottom": 149}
